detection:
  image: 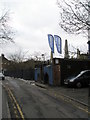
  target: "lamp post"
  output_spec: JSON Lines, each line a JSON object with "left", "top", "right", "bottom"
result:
{"left": 42, "top": 54, "right": 45, "bottom": 62}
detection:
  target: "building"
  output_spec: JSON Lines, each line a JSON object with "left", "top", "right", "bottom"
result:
{"left": 0, "top": 54, "right": 34, "bottom": 80}
{"left": 35, "top": 58, "right": 90, "bottom": 86}
{"left": 0, "top": 54, "right": 10, "bottom": 73}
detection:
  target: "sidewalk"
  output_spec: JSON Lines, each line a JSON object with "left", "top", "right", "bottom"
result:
{"left": 35, "top": 82, "right": 89, "bottom": 107}
{"left": 35, "top": 82, "right": 48, "bottom": 89}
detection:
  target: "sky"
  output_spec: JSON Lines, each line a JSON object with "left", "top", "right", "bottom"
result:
{"left": 0, "top": 0, "right": 88, "bottom": 60}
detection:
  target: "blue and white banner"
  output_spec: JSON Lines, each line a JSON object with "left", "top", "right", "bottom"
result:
{"left": 48, "top": 34, "right": 54, "bottom": 53}
{"left": 54, "top": 35, "right": 62, "bottom": 54}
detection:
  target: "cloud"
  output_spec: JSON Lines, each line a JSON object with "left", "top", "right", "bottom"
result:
{"left": 0, "top": 0, "right": 88, "bottom": 58}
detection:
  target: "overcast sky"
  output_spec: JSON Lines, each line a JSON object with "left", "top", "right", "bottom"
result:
{"left": 0, "top": 0, "right": 88, "bottom": 59}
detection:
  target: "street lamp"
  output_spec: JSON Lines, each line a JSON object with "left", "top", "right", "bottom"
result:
{"left": 41, "top": 54, "right": 45, "bottom": 62}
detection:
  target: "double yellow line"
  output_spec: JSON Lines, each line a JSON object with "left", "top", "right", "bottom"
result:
{"left": 49, "top": 89, "right": 90, "bottom": 115}
{"left": 3, "top": 84, "right": 25, "bottom": 119}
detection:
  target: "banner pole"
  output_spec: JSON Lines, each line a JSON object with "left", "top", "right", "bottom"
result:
{"left": 50, "top": 51, "right": 53, "bottom": 63}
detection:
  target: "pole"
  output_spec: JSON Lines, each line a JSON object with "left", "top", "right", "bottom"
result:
{"left": 88, "top": 2, "right": 90, "bottom": 119}
{"left": 88, "top": 1, "right": 90, "bottom": 56}
{"left": 50, "top": 51, "right": 53, "bottom": 63}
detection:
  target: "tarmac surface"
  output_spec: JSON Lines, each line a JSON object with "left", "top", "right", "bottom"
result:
{"left": 35, "top": 82, "right": 89, "bottom": 107}
{"left": 2, "top": 77, "right": 89, "bottom": 119}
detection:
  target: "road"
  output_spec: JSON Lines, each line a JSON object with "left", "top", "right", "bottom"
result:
{"left": 2, "top": 77, "right": 89, "bottom": 119}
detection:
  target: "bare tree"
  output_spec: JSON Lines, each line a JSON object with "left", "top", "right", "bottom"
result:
{"left": 0, "top": 11, "right": 14, "bottom": 44}
{"left": 32, "top": 52, "right": 49, "bottom": 61}
{"left": 57, "top": 0, "right": 90, "bottom": 35}
{"left": 8, "top": 49, "right": 28, "bottom": 63}
{"left": 33, "top": 52, "right": 42, "bottom": 61}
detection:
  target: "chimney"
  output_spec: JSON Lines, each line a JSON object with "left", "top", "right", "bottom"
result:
{"left": 1, "top": 54, "right": 4, "bottom": 58}
{"left": 64, "top": 39, "right": 69, "bottom": 59}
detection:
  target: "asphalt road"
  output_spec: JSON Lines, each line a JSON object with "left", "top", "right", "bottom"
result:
{"left": 2, "top": 77, "right": 89, "bottom": 119}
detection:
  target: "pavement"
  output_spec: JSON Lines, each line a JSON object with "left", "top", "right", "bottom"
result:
{"left": 35, "top": 82, "right": 89, "bottom": 107}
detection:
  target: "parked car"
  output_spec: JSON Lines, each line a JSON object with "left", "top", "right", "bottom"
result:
{"left": 64, "top": 70, "right": 90, "bottom": 88}
{"left": 0, "top": 72, "right": 5, "bottom": 80}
